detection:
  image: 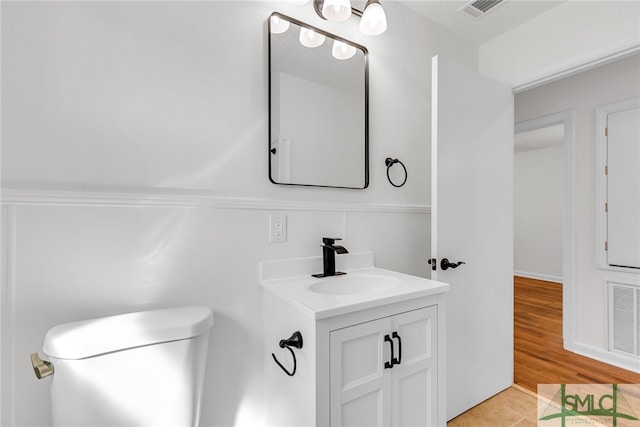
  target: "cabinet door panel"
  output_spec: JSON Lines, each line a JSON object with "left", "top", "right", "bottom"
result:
{"left": 341, "top": 389, "right": 384, "bottom": 427}
{"left": 391, "top": 306, "right": 437, "bottom": 426}
{"left": 396, "top": 368, "right": 432, "bottom": 427}
{"left": 330, "top": 318, "right": 391, "bottom": 426}
{"left": 341, "top": 332, "right": 384, "bottom": 388}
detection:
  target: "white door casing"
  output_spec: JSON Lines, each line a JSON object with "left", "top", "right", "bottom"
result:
{"left": 514, "top": 110, "right": 576, "bottom": 350}
{"left": 431, "top": 55, "right": 514, "bottom": 420}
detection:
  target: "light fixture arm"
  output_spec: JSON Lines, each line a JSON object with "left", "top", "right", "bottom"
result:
{"left": 313, "top": 0, "right": 326, "bottom": 19}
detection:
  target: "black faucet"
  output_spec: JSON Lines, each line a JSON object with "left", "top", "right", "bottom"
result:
{"left": 312, "top": 237, "right": 349, "bottom": 278}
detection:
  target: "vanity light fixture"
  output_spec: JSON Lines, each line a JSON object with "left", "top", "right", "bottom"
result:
{"left": 312, "top": 0, "right": 387, "bottom": 35}
{"left": 299, "top": 27, "right": 326, "bottom": 48}
{"left": 332, "top": 40, "right": 356, "bottom": 60}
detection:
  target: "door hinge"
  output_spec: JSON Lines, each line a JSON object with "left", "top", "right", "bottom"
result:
{"left": 605, "top": 127, "right": 608, "bottom": 137}
{"left": 605, "top": 165, "right": 608, "bottom": 175}
{"left": 605, "top": 241, "right": 608, "bottom": 251}
{"left": 605, "top": 202, "right": 608, "bottom": 213}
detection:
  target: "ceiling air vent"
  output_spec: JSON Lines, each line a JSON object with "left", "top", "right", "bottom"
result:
{"left": 459, "top": 0, "right": 504, "bottom": 19}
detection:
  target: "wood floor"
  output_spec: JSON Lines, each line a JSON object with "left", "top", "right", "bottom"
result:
{"left": 447, "top": 276, "right": 640, "bottom": 426}
{"left": 514, "top": 275, "right": 640, "bottom": 392}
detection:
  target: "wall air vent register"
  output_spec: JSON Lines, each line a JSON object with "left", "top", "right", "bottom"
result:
{"left": 609, "top": 282, "right": 640, "bottom": 358}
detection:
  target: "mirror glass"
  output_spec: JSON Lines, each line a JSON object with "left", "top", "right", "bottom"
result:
{"left": 269, "top": 13, "right": 369, "bottom": 189}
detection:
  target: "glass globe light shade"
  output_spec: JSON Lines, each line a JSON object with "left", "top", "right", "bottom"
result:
{"left": 359, "top": 1, "right": 387, "bottom": 36}
{"left": 322, "top": 0, "right": 352, "bottom": 22}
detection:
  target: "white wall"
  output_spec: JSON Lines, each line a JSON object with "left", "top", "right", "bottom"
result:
{"left": 480, "top": 1, "right": 640, "bottom": 90}
{"left": 514, "top": 144, "right": 564, "bottom": 281}
{"left": 515, "top": 54, "right": 640, "bottom": 371}
{"left": 0, "top": 2, "right": 477, "bottom": 426}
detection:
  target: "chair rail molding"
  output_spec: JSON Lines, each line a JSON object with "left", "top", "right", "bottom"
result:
{"left": 0, "top": 188, "right": 430, "bottom": 215}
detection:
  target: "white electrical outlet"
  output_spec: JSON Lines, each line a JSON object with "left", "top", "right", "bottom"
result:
{"left": 269, "top": 213, "right": 287, "bottom": 243}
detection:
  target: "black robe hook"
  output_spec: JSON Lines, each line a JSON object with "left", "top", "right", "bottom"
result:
{"left": 271, "top": 331, "right": 303, "bottom": 377}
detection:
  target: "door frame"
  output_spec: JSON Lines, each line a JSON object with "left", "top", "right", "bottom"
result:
{"left": 514, "top": 111, "right": 576, "bottom": 350}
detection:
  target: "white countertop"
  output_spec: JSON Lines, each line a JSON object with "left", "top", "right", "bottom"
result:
{"left": 260, "top": 252, "right": 450, "bottom": 320}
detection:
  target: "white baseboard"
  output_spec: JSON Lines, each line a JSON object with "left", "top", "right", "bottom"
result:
{"left": 566, "top": 341, "right": 640, "bottom": 375}
{"left": 514, "top": 270, "right": 563, "bottom": 284}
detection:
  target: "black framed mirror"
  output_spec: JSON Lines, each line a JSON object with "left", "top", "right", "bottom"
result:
{"left": 268, "top": 12, "right": 369, "bottom": 189}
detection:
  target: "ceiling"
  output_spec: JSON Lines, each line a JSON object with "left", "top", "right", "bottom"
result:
{"left": 394, "top": 0, "right": 567, "bottom": 45}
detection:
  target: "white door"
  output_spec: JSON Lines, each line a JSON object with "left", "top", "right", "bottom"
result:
{"left": 431, "top": 55, "right": 514, "bottom": 420}
{"left": 607, "top": 106, "right": 640, "bottom": 268}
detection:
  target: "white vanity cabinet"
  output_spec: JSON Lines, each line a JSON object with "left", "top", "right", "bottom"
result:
{"left": 330, "top": 306, "right": 438, "bottom": 426}
{"left": 261, "top": 253, "right": 448, "bottom": 427}
{"left": 263, "top": 291, "right": 446, "bottom": 427}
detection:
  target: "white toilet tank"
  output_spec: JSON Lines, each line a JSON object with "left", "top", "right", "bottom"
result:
{"left": 41, "top": 305, "right": 213, "bottom": 427}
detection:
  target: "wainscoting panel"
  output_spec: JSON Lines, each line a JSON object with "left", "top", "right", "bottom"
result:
{"left": 1, "top": 193, "right": 430, "bottom": 426}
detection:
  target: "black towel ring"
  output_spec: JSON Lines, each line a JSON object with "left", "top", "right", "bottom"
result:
{"left": 271, "top": 331, "right": 303, "bottom": 377}
{"left": 385, "top": 158, "right": 407, "bottom": 187}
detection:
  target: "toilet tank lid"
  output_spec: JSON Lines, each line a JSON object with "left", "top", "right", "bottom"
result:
{"left": 42, "top": 305, "right": 213, "bottom": 360}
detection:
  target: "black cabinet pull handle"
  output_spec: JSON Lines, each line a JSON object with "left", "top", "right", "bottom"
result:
{"left": 392, "top": 332, "right": 402, "bottom": 365}
{"left": 384, "top": 334, "right": 394, "bottom": 369}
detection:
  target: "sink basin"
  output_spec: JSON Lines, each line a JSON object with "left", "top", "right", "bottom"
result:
{"left": 261, "top": 253, "right": 450, "bottom": 319}
{"left": 308, "top": 275, "right": 401, "bottom": 295}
